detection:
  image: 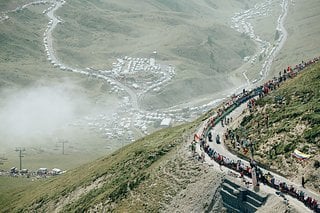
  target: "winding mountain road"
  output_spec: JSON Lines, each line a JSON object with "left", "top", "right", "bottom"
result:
{"left": 4, "top": 0, "right": 319, "bottom": 210}
{"left": 45, "top": 1, "right": 140, "bottom": 111}
{"left": 43, "top": 2, "right": 320, "bottom": 205}
{"left": 21, "top": 0, "right": 295, "bottom": 141}
{"left": 3, "top": 0, "right": 289, "bottom": 115}
{"left": 44, "top": 0, "right": 289, "bottom": 114}
{"left": 260, "top": 0, "right": 289, "bottom": 79}
{"left": 195, "top": 98, "right": 319, "bottom": 212}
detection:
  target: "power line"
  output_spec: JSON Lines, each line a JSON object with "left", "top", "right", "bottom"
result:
{"left": 15, "top": 147, "right": 26, "bottom": 170}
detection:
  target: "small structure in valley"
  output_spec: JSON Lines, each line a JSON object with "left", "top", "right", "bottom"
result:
{"left": 160, "top": 118, "right": 172, "bottom": 127}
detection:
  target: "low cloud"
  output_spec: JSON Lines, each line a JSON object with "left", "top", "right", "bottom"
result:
{"left": 0, "top": 82, "right": 90, "bottom": 147}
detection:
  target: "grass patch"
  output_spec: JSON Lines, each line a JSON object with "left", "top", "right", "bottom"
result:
{"left": 304, "top": 126, "right": 320, "bottom": 143}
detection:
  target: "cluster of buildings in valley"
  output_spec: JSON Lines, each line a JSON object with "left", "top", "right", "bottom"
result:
{"left": 2, "top": 0, "right": 229, "bottom": 142}
{"left": 103, "top": 56, "right": 175, "bottom": 95}
{"left": 6, "top": 0, "right": 280, "bottom": 143}
{"left": 41, "top": 0, "right": 183, "bottom": 140}
{"left": 0, "top": 167, "right": 65, "bottom": 178}
{"left": 72, "top": 96, "right": 224, "bottom": 142}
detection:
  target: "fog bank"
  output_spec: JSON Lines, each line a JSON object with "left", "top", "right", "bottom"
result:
{"left": 0, "top": 83, "right": 90, "bottom": 147}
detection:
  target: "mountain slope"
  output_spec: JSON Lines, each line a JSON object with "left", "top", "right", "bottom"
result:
{"left": 0, "top": 120, "right": 212, "bottom": 212}
{"left": 272, "top": 0, "right": 320, "bottom": 75}
{"left": 227, "top": 61, "right": 320, "bottom": 193}
{"left": 2, "top": 62, "right": 319, "bottom": 212}
{"left": 53, "top": 0, "right": 258, "bottom": 109}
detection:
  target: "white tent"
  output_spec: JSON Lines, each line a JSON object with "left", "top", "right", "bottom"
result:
{"left": 160, "top": 118, "right": 172, "bottom": 127}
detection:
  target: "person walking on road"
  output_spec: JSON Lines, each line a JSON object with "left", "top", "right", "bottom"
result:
{"left": 208, "top": 131, "right": 212, "bottom": 142}
{"left": 216, "top": 134, "right": 220, "bottom": 144}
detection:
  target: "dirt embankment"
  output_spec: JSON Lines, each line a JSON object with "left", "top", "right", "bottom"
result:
{"left": 161, "top": 142, "right": 225, "bottom": 213}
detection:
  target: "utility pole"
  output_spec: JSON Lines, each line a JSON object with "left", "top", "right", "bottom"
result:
{"left": 15, "top": 147, "right": 26, "bottom": 171}
{"left": 0, "top": 154, "right": 7, "bottom": 165}
{"left": 58, "top": 140, "right": 68, "bottom": 155}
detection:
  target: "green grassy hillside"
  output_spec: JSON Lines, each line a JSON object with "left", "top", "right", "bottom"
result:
{"left": 0, "top": 119, "right": 202, "bottom": 212}
{"left": 0, "top": 6, "right": 52, "bottom": 88}
{"left": 0, "top": 5, "right": 94, "bottom": 90}
{"left": 0, "top": 0, "right": 319, "bottom": 211}
{"left": 227, "top": 62, "right": 320, "bottom": 192}
{"left": 0, "top": 0, "right": 32, "bottom": 12}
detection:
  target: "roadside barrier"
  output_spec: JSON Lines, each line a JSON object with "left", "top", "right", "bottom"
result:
{"left": 194, "top": 56, "right": 320, "bottom": 212}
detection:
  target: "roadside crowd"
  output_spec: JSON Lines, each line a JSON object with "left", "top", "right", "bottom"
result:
{"left": 191, "top": 56, "right": 320, "bottom": 212}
